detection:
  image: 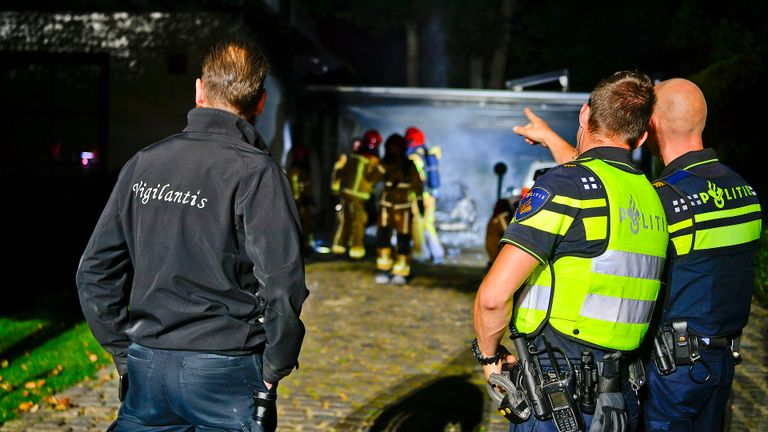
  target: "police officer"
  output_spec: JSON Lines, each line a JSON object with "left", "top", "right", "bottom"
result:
{"left": 474, "top": 71, "right": 667, "bottom": 431}
{"left": 375, "top": 133, "right": 424, "bottom": 285}
{"left": 641, "top": 79, "right": 762, "bottom": 430}
{"left": 332, "top": 129, "right": 385, "bottom": 259}
{"left": 513, "top": 79, "right": 763, "bottom": 431}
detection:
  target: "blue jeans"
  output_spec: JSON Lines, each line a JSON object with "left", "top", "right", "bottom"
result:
{"left": 111, "top": 343, "right": 275, "bottom": 432}
{"left": 643, "top": 347, "right": 734, "bottom": 431}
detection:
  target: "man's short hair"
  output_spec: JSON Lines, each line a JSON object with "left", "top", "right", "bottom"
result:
{"left": 587, "top": 71, "right": 655, "bottom": 149}
{"left": 202, "top": 39, "right": 269, "bottom": 118}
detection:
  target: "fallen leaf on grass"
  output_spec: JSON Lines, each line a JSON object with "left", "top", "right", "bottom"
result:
{"left": 50, "top": 364, "right": 65, "bottom": 376}
{"left": 88, "top": 353, "right": 99, "bottom": 363}
{"left": 0, "top": 360, "right": 7, "bottom": 368}
{"left": 22, "top": 390, "right": 29, "bottom": 397}
{"left": 23, "top": 379, "right": 45, "bottom": 390}
{"left": 18, "top": 401, "right": 36, "bottom": 412}
{"left": 20, "top": 364, "right": 28, "bottom": 371}
{"left": 0, "top": 382, "right": 13, "bottom": 392}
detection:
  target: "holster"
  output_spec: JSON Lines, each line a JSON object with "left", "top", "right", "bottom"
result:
{"left": 653, "top": 320, "right": 743, "bottom": 377}
{"left": 651, "top": 320, "right": 699, "bottom": 375}
{"left": 651, "top": 329, "right": 677, "bottom": 376}
{"left": 597, "top": 352, "right": 622, "bottom": 394}
{"left": 671, "top": 321, "right": 700, "bottom": 366}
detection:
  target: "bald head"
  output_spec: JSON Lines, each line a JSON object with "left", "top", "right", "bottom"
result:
{"left": 649, "top": 78, "right": 707, "bottom": 163}
{"left": 653, "top": 78, "right": 707, "bottom": 137}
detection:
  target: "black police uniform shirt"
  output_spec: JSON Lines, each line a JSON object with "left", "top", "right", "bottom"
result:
{"left": 76, "top": 108, "right": 309, "bottom": 384}
{"left": 500, "top": 147, "right": 644, "bottom": 361}
{"left": 653, "top": 148, "right": 761, "bottom": 338}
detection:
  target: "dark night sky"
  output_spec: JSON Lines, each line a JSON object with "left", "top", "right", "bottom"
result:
{"left": 301, "top": 0, "right": 763, "bottom": 90}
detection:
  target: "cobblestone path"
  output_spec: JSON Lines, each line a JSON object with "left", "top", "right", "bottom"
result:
{"left": 2, "top": 259, "right": 766, "bottom": 431}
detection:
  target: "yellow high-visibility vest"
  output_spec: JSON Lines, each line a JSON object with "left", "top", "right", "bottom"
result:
{"left": 514, "top": 158, "right": 668, "bottom": 351}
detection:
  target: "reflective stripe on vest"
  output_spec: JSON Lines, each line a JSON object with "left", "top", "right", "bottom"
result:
{"left": 514, "top": 158, "right": 668, "bottom": 351}
{"left": 592, "top": 250, "right": 665, "bottom": 280}
{"left": 514, "top": 265, "right": 552, "bottom": 332}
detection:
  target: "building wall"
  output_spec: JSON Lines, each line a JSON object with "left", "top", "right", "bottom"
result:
{"left": 0, "top": 10, "right": 290, "bottom": 173}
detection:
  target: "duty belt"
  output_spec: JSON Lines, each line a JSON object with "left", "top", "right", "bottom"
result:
{"left": 696, "top": 335, "right": 733, "bottom": 350}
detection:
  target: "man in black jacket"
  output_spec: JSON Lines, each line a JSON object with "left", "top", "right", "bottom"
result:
{"left": 76, "top": 39, "right": 308, "bottom": 431}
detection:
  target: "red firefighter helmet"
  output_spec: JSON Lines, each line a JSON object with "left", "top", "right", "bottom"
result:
{"left": 405, "top": 126, "right": 425, "bottom": 148}
{"left": 359, "top": 129, "right": 383, "bottom": 155}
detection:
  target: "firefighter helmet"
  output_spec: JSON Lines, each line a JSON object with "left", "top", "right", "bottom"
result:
{"left": 405, "top": 126, "right": 425, "bottom": 148}
{"left": 360, "top": 129, "right": 383, "bottom": 155}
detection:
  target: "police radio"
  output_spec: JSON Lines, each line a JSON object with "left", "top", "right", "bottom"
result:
{"left": 539, "top": 335, "right": 584, "bottom": 432}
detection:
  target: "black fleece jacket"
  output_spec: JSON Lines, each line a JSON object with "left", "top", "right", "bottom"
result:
{"left": 76, "top": 108, "right": 308, "bottom": 383}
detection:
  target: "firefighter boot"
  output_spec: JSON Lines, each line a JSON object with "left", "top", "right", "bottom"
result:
{"left": 349, "top": 246, "right": 366, "bottom": 260}
{"left": 391, "top": 254, "right": 410, "bottom": 285}
{"left": 376, "top": 248, "right": 394, "bottom": 271}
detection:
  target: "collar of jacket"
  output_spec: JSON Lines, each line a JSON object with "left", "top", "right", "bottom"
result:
{"left": 183, "top": 107, "right": 269, "bottom": 153}
{"left": 579, "top": 146, "right": 640, "bottom": 173}
{"left": 659, "top": 148, "right": 718, "bottom": 178}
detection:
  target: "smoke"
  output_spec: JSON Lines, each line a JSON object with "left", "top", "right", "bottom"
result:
{"left": 337, "top": 99, "right": 583, "bottom": 246}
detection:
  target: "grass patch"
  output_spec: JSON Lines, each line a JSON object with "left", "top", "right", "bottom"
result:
{"left": 0, "top": 294, "right": 111, "bottom": 425}
{"left": 0, "top": 317, "right": 49, "bottom": 354}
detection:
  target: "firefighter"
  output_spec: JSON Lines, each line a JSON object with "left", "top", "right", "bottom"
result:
{"left": 331, "top": 136, "right": 361, "bottom": 196}
{"left": 332, "top": 130, "right": 385, "bottom": 259}
{"left": 405, "top": 126, "right": 445, "bottom": 264}
{"left": 375, "top": 133, "right": 424, "bottom": 285}
{"left": 484, "top": 193, "right": 521, "bottom": 265}
{"left": 288, "top": 143, "right": 313, "bottom": 251}
{"left": 331, "top": 136, "right": 360, "bottom": 254}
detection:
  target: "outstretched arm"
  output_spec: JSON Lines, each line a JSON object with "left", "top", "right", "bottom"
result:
{"left": 513, "top": 108, "right": 578, "bottom": 164}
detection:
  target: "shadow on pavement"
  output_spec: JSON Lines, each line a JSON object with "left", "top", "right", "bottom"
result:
{"left": 368, "top": 374, "right": 484, "bottom": 431}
